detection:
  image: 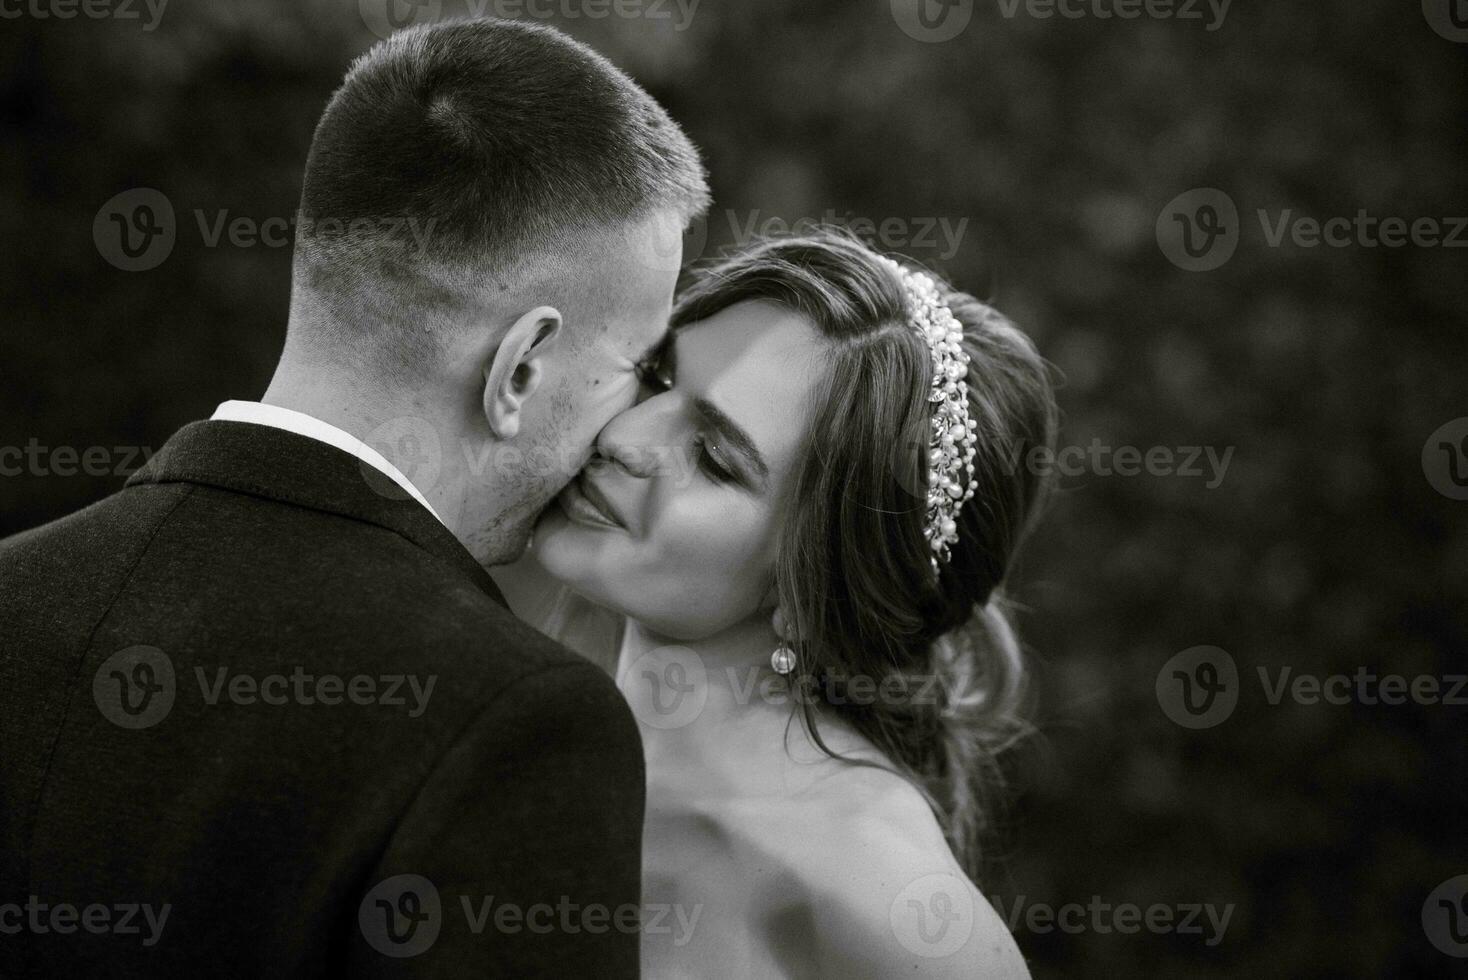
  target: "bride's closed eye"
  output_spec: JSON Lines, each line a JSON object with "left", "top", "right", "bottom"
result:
{"left": 630, "top": 347, "right": 732, "bottom": 482}
{"left": 629, "top": 332, "right": 759, "bottom": 489}
{"left": 692, "top": 432, "right": 736, "bottom": 483}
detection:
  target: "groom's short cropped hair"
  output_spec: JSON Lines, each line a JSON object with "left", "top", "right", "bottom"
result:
{"left": 293, "top": 18, "right": 708, "bottom": 330}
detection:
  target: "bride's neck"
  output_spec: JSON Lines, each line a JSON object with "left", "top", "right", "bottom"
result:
{"left": 634, "top": 612, "right": 775, "bottom": 672}
{"left": 621, "top": 610, "right": 883, "bottom": 783}
{"left": 621, "top": 611, "right": 788, "bottom": 726}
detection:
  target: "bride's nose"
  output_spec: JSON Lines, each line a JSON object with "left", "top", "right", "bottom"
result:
{"left": 592, "top": 398, "right": 674, "bottom": 480}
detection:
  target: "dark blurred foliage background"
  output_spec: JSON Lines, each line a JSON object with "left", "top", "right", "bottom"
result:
{"left": 2, "top": 0, "right": 1464, "bottom": 975}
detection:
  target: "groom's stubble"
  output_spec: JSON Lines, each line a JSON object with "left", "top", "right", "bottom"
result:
{"left": 466, "top": 375, "right": 582, "bottom": 566}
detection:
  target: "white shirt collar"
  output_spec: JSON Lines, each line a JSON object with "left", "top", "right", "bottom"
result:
{"left": 210, "top": 400, "right": 445, "bottom": 526}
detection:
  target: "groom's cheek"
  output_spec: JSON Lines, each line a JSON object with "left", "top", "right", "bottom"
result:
{"left": 586, "top": 365, "right": 640, "bottom": 416}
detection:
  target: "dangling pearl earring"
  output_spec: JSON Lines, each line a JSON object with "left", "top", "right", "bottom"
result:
{"left": 770, "top": 641, "right": 797, "bottom": 675}
{"left": 769, "top": 605, "right": 797, "bottom": 674}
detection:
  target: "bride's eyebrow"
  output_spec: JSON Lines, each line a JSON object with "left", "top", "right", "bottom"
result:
{"left": 692, "top": 396, "right": 769, "bottom": 486}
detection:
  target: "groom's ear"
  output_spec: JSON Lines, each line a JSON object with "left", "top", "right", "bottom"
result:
{"left": 483, "top": 305, "right": 564, "bottom": 441}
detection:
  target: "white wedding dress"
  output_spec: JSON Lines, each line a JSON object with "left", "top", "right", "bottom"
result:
{"left": 491, "top": 564, "right": 1027, "bottom": 978}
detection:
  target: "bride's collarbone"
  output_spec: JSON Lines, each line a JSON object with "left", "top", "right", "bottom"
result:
{"left": 650, "top": 753, "right": 949, "bottom": 874}
{"left": 647, "top": 736, "right": 897, "bottom": 823}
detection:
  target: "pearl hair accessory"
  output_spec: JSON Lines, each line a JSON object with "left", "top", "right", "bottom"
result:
{"left": 877, "top": 256, "right": 978, "bottom": 573}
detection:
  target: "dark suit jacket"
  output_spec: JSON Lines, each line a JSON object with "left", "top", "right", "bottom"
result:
{"left": 0, "top": 420, "right": 646, "bottom": 978}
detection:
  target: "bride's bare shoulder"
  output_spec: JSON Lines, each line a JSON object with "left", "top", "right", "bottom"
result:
{"left": 745, "top": 764, "right": 1031, "bottom": 979}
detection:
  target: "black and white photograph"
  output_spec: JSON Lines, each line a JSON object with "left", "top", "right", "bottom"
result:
{"left": 0, "top": 0, "right": 1462, "bottom": 976}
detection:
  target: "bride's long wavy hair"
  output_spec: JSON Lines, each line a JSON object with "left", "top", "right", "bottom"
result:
{"left": 671, "top": 229, "right": 1057, "bottom": 880}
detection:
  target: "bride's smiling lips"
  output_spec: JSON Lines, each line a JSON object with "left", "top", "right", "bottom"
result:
{"left": 558, "top": 471, "right": 626, "bottom": 530}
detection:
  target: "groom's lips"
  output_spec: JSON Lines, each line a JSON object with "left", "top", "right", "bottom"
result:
{"left": 560, "top": 473, "right": 625, "bottom": 530}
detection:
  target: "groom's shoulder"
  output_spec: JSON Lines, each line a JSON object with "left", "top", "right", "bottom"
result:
{"left": 218, "top": 496, "right": 602, "bottom": 688}
{"left": 340, "top": 552, "right": 598, "bottom": 693}
{"left": 0, "top": 478, "right": 602, "bottom": 700}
